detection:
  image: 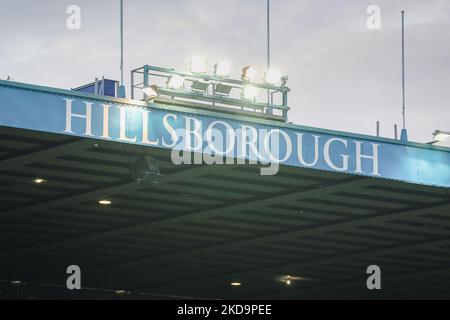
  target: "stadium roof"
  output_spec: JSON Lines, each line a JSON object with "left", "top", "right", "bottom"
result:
{"left": 0, "top": 80, "right": 449, "bottom": 299}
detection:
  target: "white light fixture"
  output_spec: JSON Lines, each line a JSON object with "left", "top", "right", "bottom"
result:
{"left": 242, "top": 85, "right": 259, "bottom": 100}
{"left": 167, "top": 75, "right": 185, "bottom": 89}
{"left": 214, "top": 62, "right": 231, "bottom": 77}
{"left": 115, "top": 290, "right": 130, "bottom": 296}
{"left": 241, "top": 66, "right": 256, "bottom": 81}
{"left": 215, "top": 83, "right": 232, "bottom": 96}
{"left": 190, "top": 56, "right": 207, "bottom": 73}
{"left": 34, "top": 178, "right": 45, "bottom": 184}
{"left": 99, "top": 200, "right": 112, "bottom": 205}
{"left": 142, "top": 85, "right": 159, "bottom": 99}
{"left": 278, "top": 275, "right": 310, "bottom": 286}
{"left": 264, "top": 68, "right": 282, "bottom": 85}
{"left": 191, "top": 80, "right": 209, "bottom": 93}
{"left": 432, "top": 130, "right": 450, "bottom": 142}
{"left": 230, "top": 282, "right": 241, "bottom": 286}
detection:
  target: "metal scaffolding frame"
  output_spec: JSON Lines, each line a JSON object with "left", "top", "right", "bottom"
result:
{"left": 131, "top": 65, "right": 290, "bottom": 122}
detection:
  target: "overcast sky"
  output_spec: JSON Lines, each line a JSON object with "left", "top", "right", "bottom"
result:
{"left": 0, "top": 0, "right": 449, "bottom": 145}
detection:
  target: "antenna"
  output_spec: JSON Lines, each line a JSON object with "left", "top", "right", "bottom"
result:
{"left": 118, "top": 0, "right": 126, "bottom": 98}
{"left": 265, "top": 0, "right": 272, "bottom": 114}
{"left": 400, "top": 10, "right": 408, "bottom": 141}
{"left": 267, "top": 0, "right": 270, "bottom": 70}
{"left": 120, "top": 0, "right": 124, "bottom": 85}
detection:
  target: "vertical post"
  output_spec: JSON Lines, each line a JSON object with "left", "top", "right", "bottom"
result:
{"left": 130, "top": 70, "right": 134, "bottom": 99}
{"left": 400, "top": 10, "right": 408, "bottom": 141}
{"left": 120, "top": 0, "right": 124, "bottom": 86}
{"left": 267, "top": 0, "right": 270, "bottom": 70}
{"left": 143, "top": 65, "right": 149, "bottom": 87}
{"left": 266, "top": 0, "right": 273, "bottom": 115}
{"left": 394, "top": 124, "right": 398, "bottom": 140}
{"left": 94, "top": 77, "right": 98, "bottom": 95}
{"left": 100, "top": 76, "right": 105, "bottom": 95}
{"left": 117, "top": 0, "right": 126, "bottom": 98}
{"left": 282, "top": 90, "right": 288, "bottom": 121}
{"left": 143, "top": 65, "right": 149, "bottom": 100}
{"left": 401, "top": 11, "right": 405, "bottom": 130}
{"left": 376, "top": 121, "right": 380, "bottom": 137}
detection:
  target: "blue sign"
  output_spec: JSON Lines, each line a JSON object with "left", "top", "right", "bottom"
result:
{"left": 1, "top": 80, "right": 449, "bottom": 188}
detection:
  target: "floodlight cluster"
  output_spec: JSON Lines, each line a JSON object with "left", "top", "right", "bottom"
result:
{"left": 142, "top": 56, "right": 288, "bottom": 103}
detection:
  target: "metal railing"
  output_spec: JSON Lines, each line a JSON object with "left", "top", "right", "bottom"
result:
{"left": 131, "top": 65, "right": 290, "bottom": 122}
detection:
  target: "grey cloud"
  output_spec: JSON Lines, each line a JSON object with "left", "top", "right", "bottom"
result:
{"left": 0, "top": 0, "right": 448, "bottom": 145}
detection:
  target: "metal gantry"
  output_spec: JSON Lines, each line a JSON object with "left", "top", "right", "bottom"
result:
{"left": 131, "top": 65, "right": 290, "bottom": 122}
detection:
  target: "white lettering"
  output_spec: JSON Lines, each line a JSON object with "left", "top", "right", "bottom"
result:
{"left": 162, "top": 114, "right": 178, "bottom": 147}
{"left": 118, "top": 107, "right": 136, "bottom": 142}
{"left": 296, "top": 133, "right": 320, "bottom": 167}
{"left": 206, "top": 121, "right": 235, "bottom": 156}
{"left": 354, "top": 141, "right": 380, "bottom": 175}
{"left": 142, "top": 110, "right": 159, "bottom": 145}
{"left": 324, "top": 138, "right": 349, "bottom": 171}
{"left": 264, "top": 129, "right": 292, "bottom": 163}
{"left": 100, "top": 104, "right": 111, "bottom": 139}
{"left": 64, "top": 99, "right": 93, "bottom": 136}
{"left": 183, "top": 116, "right": 202, "bottom": 151}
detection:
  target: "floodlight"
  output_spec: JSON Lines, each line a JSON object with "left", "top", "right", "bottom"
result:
{"left": 214, "top": 83, "right": 232, "bottom": 96}
{"left": 191, "top": 80, "right": 209, "bottom": 93}
{"left": 214, "top": 62, "right": 231, "bottom": 77}
{"left": 242, "top": 85, "right": 259, "bottom": 100}
{"left": 167, "top": 75, "right": 185, "bottom": 89}
{"left": 241, "top": 66, "right": 256, "bottom": 81}
{"left": 264, "top": 68, "right": 282, "bottom": 85}
{"left": 190, "top": 56, "right": 207, "bottom": 73}
{"left": 432, "top": 130, "right": 450, "bottom": 142}
{"left": 142, "top": 85, "right": 159, "bottom": 99}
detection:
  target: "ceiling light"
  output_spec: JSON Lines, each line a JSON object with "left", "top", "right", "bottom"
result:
{"left": 99, "top": 200, "right": 112, "bottom": 205}
{"left": 167, "top": 75, "right": 185, "bottom": 89}
{"left": 214, "top": 62, "right": 231, "bottom": 77}
{"left": 241, "top": 66, "right": 256, "bottom": 81}
{"left": 34, "top": 178, "right": 45, "bottom": 184}
{"left": 142, "top": 85, "right": 159, "bottom": 99}
{"left": 432, "top": 130, "right": 450, "bottom": 142}
{"left": 115, "top": 290, "right": 130, "bottom": 296}
{"left": 242, "top": 85, "right": 259, "bottom": 100}
{"left": 230, "top": 282, "right": 241, "bottom": 286}
{"left": 190, "top": 56, "right": 207, "bottom": 73}
{"left": 279, "top": 275, "right": 305, "bottom": 285}
{"left": 264, "top": 68, "right": 282, "bottom": 85}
